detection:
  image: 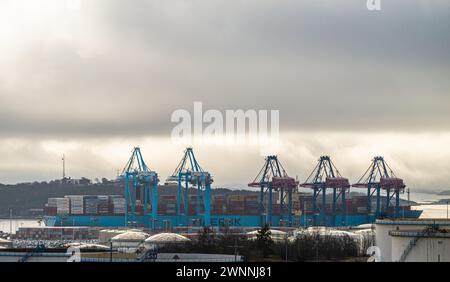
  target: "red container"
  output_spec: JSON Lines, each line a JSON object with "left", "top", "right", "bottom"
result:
{"left": 44, "top": 206, "right": 57, "bottom": 216}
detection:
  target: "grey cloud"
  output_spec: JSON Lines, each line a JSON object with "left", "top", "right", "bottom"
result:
{"left": 0, "top": 0, "right": 449, "bottom": 139}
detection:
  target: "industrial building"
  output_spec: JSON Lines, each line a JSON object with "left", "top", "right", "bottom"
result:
{"left": 375, "top": 219, "right": 450, "bottom": 262}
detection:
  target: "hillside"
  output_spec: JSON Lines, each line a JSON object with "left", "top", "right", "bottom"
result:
{"left": 0, "top": 181, "right": 122, "bottom": 217}
{"left": 0, "top": 181, "right": 259, "bottom": 218}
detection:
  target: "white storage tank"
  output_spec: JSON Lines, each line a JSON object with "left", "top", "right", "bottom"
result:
{"left": 375, "top": 219, "right": 450, "bottom": 262}
{"left": 111, "top": 231, "right": 148, "bottom": 252}
{"left": 98, "top": 229, "right": 128, "bottom": 244}
{"left": 390, "top": 230, "right": 450, "bottom": 262}
{"left": 144, "top": 233, "right": 190, "bottom": 249}
{"left": 246, "top": 229, "right": 287, "bottom": 243}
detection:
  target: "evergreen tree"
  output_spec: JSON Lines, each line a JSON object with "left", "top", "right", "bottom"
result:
{"left": 256, "top": 224, "right": 274, "bottom": 258}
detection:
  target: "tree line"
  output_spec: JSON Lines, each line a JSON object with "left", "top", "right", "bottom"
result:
{"left": 156, "top": 225, "right": 365, "bottom": 261}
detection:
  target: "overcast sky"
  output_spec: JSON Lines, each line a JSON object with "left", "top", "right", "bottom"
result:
{"left": 0, "top": 0, "right": 449, "bottom": 192}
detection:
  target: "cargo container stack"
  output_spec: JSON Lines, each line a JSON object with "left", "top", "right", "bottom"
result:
{"left": 111, "top": 195, "right": 126, "bottom": 215}
{"left": 188, "top": 195, "right": 196, "bottom": 216}
{"left": 44, "top": 198, "right": 58, "bottom": 216}
{"left": 56, "top": 198, "right": 70, "bottom": 215}
{"left": 354, "top": 196, "right": 368, "bottom": 214}
{"left": 48, "top": 198, "right": 58, "bottom": 208}
{"left": 97, "top": 195, "right": 110, "bottom": 215}
{"left": 187, "top": 194, "right": 204, "bottom": 215}
{"left": 244, "top": 195, "right": 259, "bottom": 215}
{"left": 272, "top": 203, "right": 281, "bottom": 215}
{"left": 212, "top": 195, "right": 227, "bottom": 215}
{"left": 84, "top": 195, "right": 98, "bottom": 215}
{"left": 165, "top": 202, "right": 176, "bottom": 215}
{"left": 135, "top": 200, "right": 144, "bottom": 215}
{"left": 159, "top": 195, "right": 176, "bottom": 215}
{"left": 299, "top": 196, "right": 314, "bottom": 215}
{"left": 65, "top": 195, "right": 84, "bottom": 215}
{"left": 228, "top": 195, "right": 245, "bottom": 215}
{"left": 43, "top": 204, "right": 57, "bottom": 216}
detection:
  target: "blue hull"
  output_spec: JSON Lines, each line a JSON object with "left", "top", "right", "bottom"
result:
{"left": 44, "top": 210, "right": 422, "bottom": 228}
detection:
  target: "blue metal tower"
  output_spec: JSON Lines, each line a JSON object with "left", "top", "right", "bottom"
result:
{"left": 166, "top": 147, "right": 213, "bottom": 227}
{"left": 248, "top": 156, "right": 298, "bottom": 227}
{"left": 300, "top": 156, "right": 350, "bottom": 227}
{"left": 120, "top": 147, "right": 159, "bottom": 228}
{"left": 352, "top": 156, "right": 406, "bottom": 219}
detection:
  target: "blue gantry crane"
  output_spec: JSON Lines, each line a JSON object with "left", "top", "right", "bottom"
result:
{"left": 248, "top": 155, "right": 298, "bottom": 227}
{"left": 352, "top": 156, "right": 406, "bottom": 219}
{"left": 166, "top": 147, "right": 213, "bottom": 227}
{"left": 120, "top": 147, "right": 159, "bottom": 228}
{"left": 300, "top": 156, "right": 350, "bottom": 227}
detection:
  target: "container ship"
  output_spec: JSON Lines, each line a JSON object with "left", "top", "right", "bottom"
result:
{"left": 43, "top": 149, "right": 422, "bottom": 229}
{"left": 42, "top": 188, "right": 422, "bottom": 229}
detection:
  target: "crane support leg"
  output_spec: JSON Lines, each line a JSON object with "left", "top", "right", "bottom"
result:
{"left": 313, "top": 187, "right": 318, "bottom": 226}
{"left": 342, "top": 189, "right": 347, "bottom": 226}
{"left": 144, "top": 182, "right": 148, "bottom": 215}
{"left": 288, "top": 189, "right": 293, "bottom": 226}
{"left": 152, "top": 181, "right": 158, "bottom": 222}
{"left": 395, "top": 189, "right": 400, "bottom": 218}
{"left": 196, "top": 185, "right": 201, "bottom": 220}
{"left": 267, "top": 184, "right": 273, "bottom": 226}
{"left": 131, "top": 174, "right": 137, "bottom": 214}
{"left": 177, "top": 174, "right": 182, "bottom": 226}
{"left": 332, "top": 188, "right": 337, "bottom": 227}
{"left": 259, "top": 186, "right": 265, "bottom": 226}
{"left": 386, "top": 188, "right": 390, "bottom": 210}
{"left": 268, "top": 184, "right": 273, "bottom": 226}
{"left": 280, "top": 188, "right": 285, "bottom": 221}
{"left": 125, "top": 174, "right": 129, "bottom": 226}
{"left": 322, "top": 187, "right": 327, "bottom": 226}
{"left": 367, "top": 186, "right": 372, "bottom": 221}
{"left": 204, "top": 182, "right": 211, "bottom": 226}
{"left": 376, "top": 186, "right": 381, "bottom": 217}
{"left": 185, "top": 177, "right": 189, "bottom": 226}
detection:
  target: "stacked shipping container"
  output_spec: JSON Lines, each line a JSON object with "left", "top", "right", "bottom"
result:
{"left": 45, "top": 195, "right": 127, "bottom": 216}
{"left": 97, "top": 195, "right": 110, "bottom": 215}
{"left": 227, "top": 195, "right": 245, "bottom": 215}
{"left": 84, "top": 195, "right": 99, "bottom": 215}
{"left": 65, "top": 195, "right": 84, "bottom": 215}
{"left": 44, "top": 191, "right": 304, "bottom": 217}
{"left": 212, "top": 195, "right": 227, "bottom": 215}
{"left": 56, "top": 198, "right": 70, "bottom": 215}
{"left": 111, "top": 195, "right": 125, "bottom": 215}
{"left": 244, "top": 195, "right": 259, "bottom": 215}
